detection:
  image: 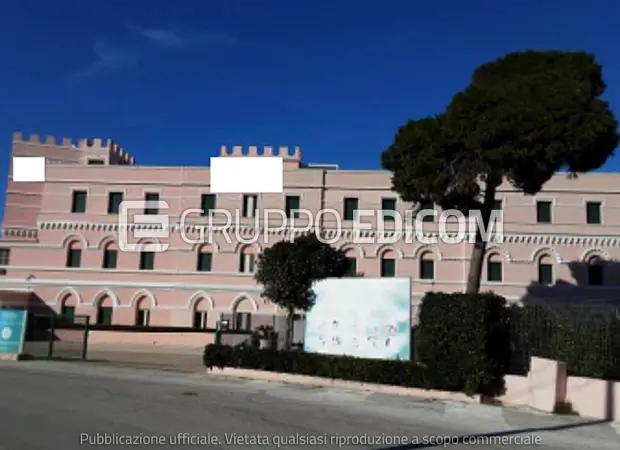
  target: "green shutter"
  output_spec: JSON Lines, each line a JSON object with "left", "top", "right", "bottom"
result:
{"left": 201, "top": 194, "right": 216, "bottom": 216}
{"left": 381, "top": 258, "right": 396, "bottom": 277}
{"left": 62, "top": 306, "right": 75, "bottom": 322}
{"left": 536, "top": 201, "right": 552, "bottom": 223}
{"left": 538, "top": 263, "right": 553, "bottom": 284}
{"left": 420, "top": 259, "right": 434, "bottom": 279}
{"left": 346, "top": 257, "right": 357, "bottom": 275}
{"left": 140, "top": 252, "right": 155, "bottom": 270}
{"left": 420, "top": 201, "right": 434, "bottom": 222}
{"left": 344, "top": 198, "right": 358, "bottom": 220}
{"left": 285, "top": 196, "right": 300, "bottom": 218}
{"left": 381, "top": 198, "right": 396, "bottom": 221}
{"left": 586, "top": 202, "right": 601, "bottom": 224}
{"left": 103, "top": 249, "right": 117, "bottom": 269}
{"left": 487, "top": 261, "right": 502, "bottom": 282}
{"left": 108, "top": 192, "right": 123, "bottom": 214}
{"left": 71, "top": 191, "right": 87, "bottom": 213}
{"left": 197, "top": 252, "right": 212, "bottom": 271}
{"left": 97, "top": 307, "right": 113, "bottom": 325}
{"left": 493, "top": 199, "right": 502, "bottom": 211}
{"left": 66, "top": 249, "right": 81, "bottom": 268}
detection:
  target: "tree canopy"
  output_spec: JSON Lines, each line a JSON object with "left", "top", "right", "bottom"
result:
{"left": 254, "top": 232, "right": 350, "bottom": 347}
{"left": 382, "top": 50, "right": 619, "bottom": 293}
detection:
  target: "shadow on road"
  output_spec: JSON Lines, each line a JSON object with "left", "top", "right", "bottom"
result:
{"left": 373, "top": 419, "right": 611, "bottom": 449}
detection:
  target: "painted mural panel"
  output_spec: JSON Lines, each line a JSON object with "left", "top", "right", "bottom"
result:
{"left": 304, "top": 277, "right": 411, "bottom": 360}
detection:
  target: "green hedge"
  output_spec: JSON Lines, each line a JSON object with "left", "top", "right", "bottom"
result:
{"left": 204, "top": 344, "right": 465, "bottom": 392}
{"left": 508, "top": 304, "right": 620, "bottom": 380}
{"left": 204, "top": 292, "right": 512, "bottom": 397}
{"left": 416, "top": 292, "right": 510, "bottom": 397}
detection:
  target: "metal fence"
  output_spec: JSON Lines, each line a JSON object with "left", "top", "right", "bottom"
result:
{"left": 23, "top": 313, "right": 90, "bottom": 360}
{"left": 507, "top": 303, "right": 620, "bottom": 380}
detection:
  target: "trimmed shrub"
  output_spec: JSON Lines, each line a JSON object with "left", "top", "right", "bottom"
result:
{"left": 203, "top": 344, "right": 464, "bottom": 392}
{"left": 416, "top": 292, "right": 511, "bottom": 397}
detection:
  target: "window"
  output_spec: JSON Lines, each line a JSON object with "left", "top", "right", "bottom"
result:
{"left": 0, "top": 248, "right": 10, "bottom": 266}
{"left": 586, "top": 202, "right": 602, "bottom": 225}
{"left": 420, "top": 255, "right": 434, "bottom": 279}
{"left": 135, "top": 309, "right": 150, "bottom": 326}
{"left": 144, "top": 193, "right": 160, "bottom": 215}
{"left": 242, "top": 195, "right": 258, "bottom": 218}
{"left": 66, "top": 248, "right": 81, "bottom": 268}
{"left": 345, "top": 257, "right": 357, "bottom": 276}
{"left": 201, "top": 194, "right": 216, "bottom": 216}
{"left": 239, "top": 253, "right": 255, "bottom": 273}
{"left": 343, "top": 198, "right": 358, "bottom": 221}
{"left": 197, "top": 252, "right": 212, "bottom": 272}
{"left": 193, "top": 311, "right": 208, "bottom": 329}
{"left": 380, "top": 257, "right": 396, "bottom": 277}
{"left": 102, "top": 248, "right": 117, "bottom": 269}
{"left": 61, "top": 305, "right": 75, "bottom": 322}
{"left": 234, "top": 312, "right": 252, "bottom": 331}
{"left": 487, "top": 257, "right": 502, "bottom": 282}
{"left": 108, "top": 192, "right": 123, "bottom": 214}
{"left": 87, "top": 159, "right": 105, "bottom": 165}
{"left": 381, "top": 198, "right": 397, "bottom": 221}
{"left": 71, "top": 190, "right": 87, "bottom": 213}
{"left": 420, "top": 201, "right": 434, "bottom": 222}
{"left": 96, "top": 307, "right": 113, "bottom": 325}
{"left": 587, "top": 257, "right": 604, "bottom": 286}
{"left": 536, "top": 201, "right": 552, "bottom": 224}
{"left": 139, "top": 251, "right": 155, "bottom": 270}
{"left": 285, "top": 196, "right": 300, "bottom": 218}
{"left": 493, "top": 199, "right": 502, "bottom": 211}
{"left": 538, "top": 257, "right": 553, "bottom": 285}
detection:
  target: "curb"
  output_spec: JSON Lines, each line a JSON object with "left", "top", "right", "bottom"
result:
{"left": 206, "top": 367, "right": 480, "bottom": 404}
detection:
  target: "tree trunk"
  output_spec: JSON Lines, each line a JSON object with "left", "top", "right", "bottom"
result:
{"left": 285, "top": 308, "right": 295, "bottom": 350}
{"left": 465, "top": 182, "right": 499, "bottom": 294}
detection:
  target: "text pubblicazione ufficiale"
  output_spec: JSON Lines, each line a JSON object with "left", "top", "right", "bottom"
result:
{"left": 80, "top": 432, "right": 544, "bottom": 446}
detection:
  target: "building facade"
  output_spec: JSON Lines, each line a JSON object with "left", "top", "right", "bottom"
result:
{"left": 1, "top": 132, "right": 620, "bottom": 333}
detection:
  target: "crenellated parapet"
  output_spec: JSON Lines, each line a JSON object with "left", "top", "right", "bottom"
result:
{"left": 12, "top": 132, "right": 135, "bottom": 165}
{"left": 219, "top": 145, "right": 302, "bottom": 161}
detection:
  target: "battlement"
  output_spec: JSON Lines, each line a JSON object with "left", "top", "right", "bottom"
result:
{"left": 12, "top": 132, "right": 135, "bottom": 165}
{"left": 219, "top": 145, "right": 302, "bottom": 161}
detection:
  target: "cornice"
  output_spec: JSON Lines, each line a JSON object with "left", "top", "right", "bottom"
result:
{"left": 3, "top": 221, "right": 620, "bottom": 249}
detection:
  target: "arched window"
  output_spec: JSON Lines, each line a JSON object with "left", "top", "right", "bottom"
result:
{"left": 135, "top": 297, "right": 151, "bottom": 326}
{"left": 487, "top": 254, "right": 503, "bottom": 282}
{"left": 587, "top": 256, "right": 604, "bottom": 286}
{"left": 538, "top": 255, "right": 554, "bottom": 285}
{"left": 65, "top": 240, "right": 83, "bottom": 268}
{"left": 102, "top": 241, "right": 118, "bottom": 269}
{"left": 196, "top": 244, "right": 213, "bottom": 272}
{"left": 238, "top": 246, "right": 256, "bottom": 273}
{"left": 380, "top": 250, "right": 396, "bottom": 277}
{"left": 420, "top": 253, "right": 434, "bottom": 280}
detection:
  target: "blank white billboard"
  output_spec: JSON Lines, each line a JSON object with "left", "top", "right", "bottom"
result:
{"left": 210, "top": 157, "right": 283, "bottom": 193}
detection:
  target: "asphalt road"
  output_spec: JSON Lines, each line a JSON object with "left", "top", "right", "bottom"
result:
{"left": 0, "top": 361, "right": 618, "bottom": 449}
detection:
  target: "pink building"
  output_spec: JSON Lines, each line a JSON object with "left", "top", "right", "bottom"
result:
{"left": 1, "top": 132, "right": 619, "bottom": 334}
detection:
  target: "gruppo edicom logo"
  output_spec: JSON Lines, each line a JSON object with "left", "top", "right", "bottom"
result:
{"left": 118, "top": 200, "right": 504, "bottom": 253}
{"left": 118, "top": 152, "right": 502, "bottom": 252}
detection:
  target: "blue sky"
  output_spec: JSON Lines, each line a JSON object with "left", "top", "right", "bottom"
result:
{"left": 1, "top": 1, "right": 620, "bottom": 188}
